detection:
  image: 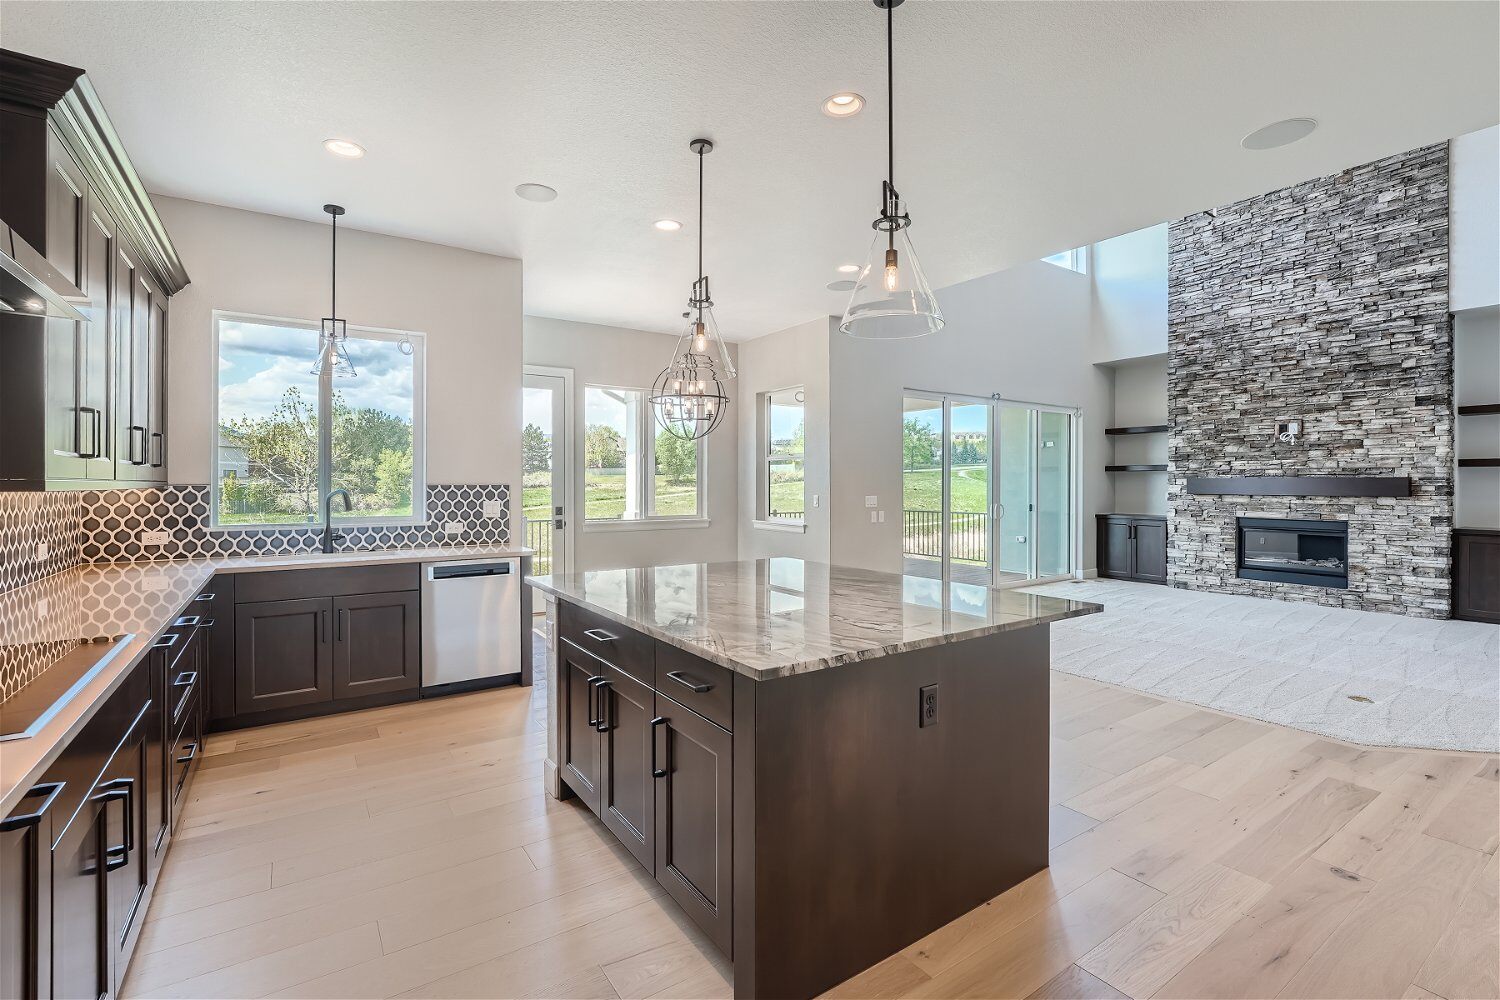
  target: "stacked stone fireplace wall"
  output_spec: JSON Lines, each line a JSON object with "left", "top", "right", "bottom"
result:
{"left": 1167, "top": 143, "right": 1453, "bottom": 617}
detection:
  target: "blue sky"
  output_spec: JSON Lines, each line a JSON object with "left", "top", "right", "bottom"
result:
{"left": 906, "top": 402, "right": 989, "bottom": 435}
{"left": 218, "top": 319, "right": 414, "bottom": 423}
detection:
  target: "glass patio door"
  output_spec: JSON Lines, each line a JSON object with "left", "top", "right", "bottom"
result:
{"left": 522, "top": 369, "right": 570, "bottom": 577}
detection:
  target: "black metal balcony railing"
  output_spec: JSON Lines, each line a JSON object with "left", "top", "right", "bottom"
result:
{"left": 523, "top": 517, "right": 552, "bottom": 575}
{"left": 903, "top": 509, "right": 990, "bottom": 563}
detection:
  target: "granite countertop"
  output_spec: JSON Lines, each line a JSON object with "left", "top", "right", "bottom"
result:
{"left": 0, "top": 544, "right": 531, "bottom": 815}
{"left": 528, "top": 559, "right": 1102, "bottom": 680}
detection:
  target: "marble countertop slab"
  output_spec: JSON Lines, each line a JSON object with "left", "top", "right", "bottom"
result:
{"left": 0, "top": 544, "right": 530, "bottom": 815}
{"left": 528, "top": 559, "right": 1101, "bottom": 680}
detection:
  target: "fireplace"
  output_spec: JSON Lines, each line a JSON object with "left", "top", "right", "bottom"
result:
{"left": 1237, "top": 517, "right": 1349, "bottom": 589}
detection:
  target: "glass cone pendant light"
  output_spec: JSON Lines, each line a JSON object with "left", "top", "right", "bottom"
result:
{"left": 311, "top": 203, "right": 357, "bottom": 378}
{"left": 840, "top": 0, "right": 944, "bottom": 340}
{"left": 651, "top": 138, "right": 735, "bottom": 442}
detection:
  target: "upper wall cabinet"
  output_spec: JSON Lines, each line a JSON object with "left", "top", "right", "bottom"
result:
{"left": 0, "top": 48, "right": 187, "bottom": 490}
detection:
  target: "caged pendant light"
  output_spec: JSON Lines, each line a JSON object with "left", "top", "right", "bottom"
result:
{"left": 839, "top": 0, "right": 944, "bottom": 340}
{"left": 651, "top": 138, "right": 736, "bottom": 441}
{"left": 311, "top": 203, "right": 357, "bottom": 378}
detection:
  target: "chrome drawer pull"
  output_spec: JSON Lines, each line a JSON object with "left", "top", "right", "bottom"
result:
{"left": 666, "top": 670, "right": 713, "bottom": 694}
{"left": 582, "top": 628, "right": 617, "bottom": 642}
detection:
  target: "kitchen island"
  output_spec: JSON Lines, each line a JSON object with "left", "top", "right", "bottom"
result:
{"left": 529, "top": 559, "right": 1101, "bottom": 1000}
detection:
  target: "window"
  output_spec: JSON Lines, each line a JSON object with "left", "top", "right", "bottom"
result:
{"left": 1041, "top": 246, "right": 1087, "bottom": 273}
{"left": 213, "top": 313, "right": 425, "bottom": 527}
{"left": 764, "top": 387, "right": 805, "bottom": 521}
{"left": 584, "top": 385, "right": 704, "bottom": 523}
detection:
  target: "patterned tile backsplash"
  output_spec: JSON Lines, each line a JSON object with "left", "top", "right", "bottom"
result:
{"left": 0, "top": 492, "right": 84, "bottom": 595}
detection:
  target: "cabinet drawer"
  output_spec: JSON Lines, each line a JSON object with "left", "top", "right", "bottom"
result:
{"left": 234, "top": 564, "right": 419, "bottom": 604}
{"left": 654, "top": 642, "right": 733, "bottom": 732}
{"left": 169, "top": 690, "right": 201, "bottom": 813}
{"left": 169, "top": 664, "right": 199, "bottom": 729}
{"left": 559, "top": 602, "right": 654, "bottom": 686}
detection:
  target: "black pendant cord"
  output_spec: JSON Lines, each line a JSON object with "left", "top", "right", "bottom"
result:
{"left": 697, "top": 143, "right": 705, "bottom": 323}
{"left": 885, "top": 0, "right": 896, "bottom": 253}
{"left": 330, "top": 211, "right": 337, "bottom": 319}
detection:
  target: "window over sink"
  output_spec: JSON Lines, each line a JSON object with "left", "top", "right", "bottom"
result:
{"left": 212, "top": 312, "right": 426, "bottom": 528}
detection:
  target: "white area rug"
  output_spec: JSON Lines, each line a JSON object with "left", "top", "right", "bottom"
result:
{"left": 1025, "top": 578, "right": 1500, "bottom": 753}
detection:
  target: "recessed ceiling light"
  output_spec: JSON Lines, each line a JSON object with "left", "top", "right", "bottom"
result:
{"left": 322, "top": 138, "right": 365, "bottom": 159}
{"left": 1241, "top": 118, "right": 1318, "bottom": 151}
{"left": 827, "top": 279, "right": 857, "bottom": 292}
{"left": 654, "top": 219, "right": 682, "bottom": 232}
{"left": 836, "top": 263, "right": 861, "bottom": 274}
{"left": 514, "top": 183, "right": 558, "bottom": 202}
{"left": 823, "top": 92, "right": 865, "bottom": 118}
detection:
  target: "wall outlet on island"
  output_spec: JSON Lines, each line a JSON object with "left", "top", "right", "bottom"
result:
{"left": 140, "top": 530, "right": 169, "bottom": 547}
{"left": 919, "top": 684, "right": 939, "bottom": 728}
{"left": 481, "top": 500, "right": 504, "bottom": 518}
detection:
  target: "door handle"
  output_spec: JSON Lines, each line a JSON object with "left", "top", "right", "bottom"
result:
{"left": 651, "top": 717, "right": 667, "bottom": 778}
{"left": 337, "top": 608, "right": 346, "bottom": 642}
{"left": 586, "top": 675, "right": 605, "bottom": 726}
{"left": 150, "top": 431, "right": 165, "bottom": 468}
{"left": 553, "top": 517, "right": 565, "bottom": 529}
{"left": 0, "top": 781, "right": 65, "bottom": 831}
{"left": 176, "top": 741, "right": 199, "bottom": 766}
{"left": 77, "top": 406, "right": 102, "bottom": 459}
{"left": 594, "top": 681, "right": 611, "bottom": 732}
{"left": 666, "top": 670, "right": 712, "bottom": 694}
{"left": 128, "top": 424, "right": 147, "bottom": 465}
{"left": 320, "top": 609, "right": 330, "bottom": 644}
{"left": 93, "top": 778, "right": 134, "bottom": 870}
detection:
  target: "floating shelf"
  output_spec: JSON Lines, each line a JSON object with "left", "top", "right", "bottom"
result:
{"left": 1458, "top": 458, "right": 1500, "bottom": 468}
{"left": 1458, "top": 404, "right": 1500, "bottom": 416}
{"left": 1106, "top": 464, "right": 1168, "bottom": 472}
{"left": 1105, "top": 424, "right": 1169, "bottom": 436}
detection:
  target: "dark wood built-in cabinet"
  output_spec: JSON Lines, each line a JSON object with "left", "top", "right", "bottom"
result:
{"left": 1453, "top": 529, "right": 1500, "bottom": 623}
{"left": 1098, "top": 513, "right": 1168, "bottom": 584}
{"left": 1, "top": 48, "right": 185, "bottom": 490}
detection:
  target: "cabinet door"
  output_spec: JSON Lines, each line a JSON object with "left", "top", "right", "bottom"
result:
{"left": 111, "top": 245, "right": 146, "bottom": 476}
{"left": 598, "top": 662, "right": 655, "bottom": 873}
{"left": 144, "top": 281, "right": 167, "bottom": 479}
{"left": 52, "top": 791, "right": 111, "bottom": 1000}
{"left": 1100, "top": 519, "right": 1135, "bottom": 579}
{"left": 145, "top": 638, "right": 174, "bottom": 869}
{"left": 1132, "top": 519, "right": 1168, "bottom": 583}
{"left": 559, "top": 639, "right": 603, "bottom": 814}
{"left": 332, "top": 591, "right": 420, "bottom": 699}
{"left": 1, "top": 782, "right": 63, "bottom": 1000}
{"left": 44, "top": 130, "right": 87, "bottom": 481}
{"left": 653, "top": 698, "right": 732, "bottom": 956}
{"left": 102, "top": 706, "right": 150, "bottom": 988}
{"left": 235, "top": 598, "right": 333, "bottom": 714}
{"left": 79, "top": 198, "right": 114, "bottom": 479}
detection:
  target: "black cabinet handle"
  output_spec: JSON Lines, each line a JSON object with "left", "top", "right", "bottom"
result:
{"left": 320, "top": 609, "right": 329, "bottom": 644}
{"left": 93, "top": 778, "right": 134, "bottom": 869}
{"left": 594, "top": 681, "right": 612, "bottom": 732}
{"left": 651, "top": 717, "right": 667, "bottom": 778}
{"left": 193, "top": 592, "right": 216, "bottom": 602}
{"left": 173, "top": 671, "right": 198, "bottom": 689}
{"left": 0, "top": 781, "right": 65, "bottom": 831}
{"left": 666, "top": 670, "right": 713, "bottom": 694}
{"left": 150, "top": 431, "right": 164, "bottom": 468}
{"left": 173, "top": 615, "right": 201, "bottom": 628}
{"left": 77, "top": 406, "right": 102, "bottom": 459}
{"left": 152, "top": 632, "right": 180, "bottom": 649}
{"left": 128, "top": 425, "right": 147, "bottom": 465}
{"left": 582, "top": 628, "right": 617, "bottom": 643}
{"left": 337, "top": 608, "right": 346, "bottom": 642}
{"left": 586, "top": 675, "right": 605, "bottom": 726}
{"left": 176, "top": 742, "right": 199, "bottom": 766}
{"left": 198, "top": 618, "right": 215, "bottom": 628}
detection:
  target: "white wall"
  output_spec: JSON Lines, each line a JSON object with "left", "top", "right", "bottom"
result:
{"left": 1452, "top": 127, "right": 1500, "bottom": 312}
{"left": 1105, "top": 355, "right": 1169, "bottom": 516}
{"left": 1090, "top": 224, "right": 1169, "bottom": 363}
{"left": 523, "top": 316, "right": 739, "bottom": 571}
{"left": 1456, "top": 306, "right": 1500, "bottom": 529}
{"left": 735, "top": 316, "right": 832, "bottom": 562}
{"left": 159, "top": 197, "right": 523, "bottom": 493}
{"left": 826, "top": 260, "right": 1110, "bottom": 574}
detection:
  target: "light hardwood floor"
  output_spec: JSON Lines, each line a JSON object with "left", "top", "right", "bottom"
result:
{"left": 125, "top": 657, "right": 1498, "bottom": 1000}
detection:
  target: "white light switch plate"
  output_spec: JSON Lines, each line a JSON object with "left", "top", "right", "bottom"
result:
{"left": 481, "top": 500, "right": 505, "bottom": 518}
{"left": 444, "top": 520, "right": 464, "bottom": 536}
{"left": 141, "top": 530, "right": 169, "bottom": 547}
{"left": 812, "top": 495, "right": 821, "bottom": 509}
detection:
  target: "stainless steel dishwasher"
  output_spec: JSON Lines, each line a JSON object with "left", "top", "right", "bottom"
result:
{"left": 420, "top": 557, "right": 521, "bottom": 692}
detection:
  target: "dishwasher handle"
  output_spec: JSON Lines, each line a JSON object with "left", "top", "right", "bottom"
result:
{"left": 428, "top": 561, "right": 514, "bottom": 581}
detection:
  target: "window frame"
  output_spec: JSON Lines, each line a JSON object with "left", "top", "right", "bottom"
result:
{"left": 760, "top": 385, "right": 806, "bottom": 526}
{"left": 209, "top": 309, "right": 428, "bottom": 530}
{"left": 582, "top": 382, "right": 708, "bottom": 530}
{"left": 1041, "top": 246, "right": 1088, "bottom": 273}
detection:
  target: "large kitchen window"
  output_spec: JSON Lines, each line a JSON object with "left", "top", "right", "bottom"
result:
{"left": 212, "top": 312, "right": 425, "bottom": 527}
{"left": 764, "top": 387, "right": 805, "bottom": 522}
{"left": 584, "top": 384, "right": 704, "bottom": 524}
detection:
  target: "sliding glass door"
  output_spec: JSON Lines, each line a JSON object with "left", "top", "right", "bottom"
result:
{"left": 901, "top": 393, "right": 1076, "bottom": 587}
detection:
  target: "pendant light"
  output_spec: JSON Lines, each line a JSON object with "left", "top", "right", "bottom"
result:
{"left": 650, "top": 138, "right": 735, "bottom": 442}
{"left": 311, "top": 203, "right": 357, "bottom": 378}
{"left": 839, "top": 0, "right": 944, "bottom": 340}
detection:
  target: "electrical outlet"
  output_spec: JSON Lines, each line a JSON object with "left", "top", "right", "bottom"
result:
{"left": 141, "top": 530, "right": 169, "bottom": 547}
{"left": 36, "top": 598, "right": 49, "bottom": 618}
{"left": 919, "top": 684, "right": 939, "bottom": 728}
{"left": 870, "top": 510, "right": 878, "bottom": 523}
{"left": 34, "top": 541, "right": 49, "bottom": 562}
{"left": 877, "top": 510, "right": 885, "bottom": 523}
{"left": 444, "top": 520, "right": 464, "bottom": 536}
{"left": 481, "top": 500, "right": 504, "bottom": 518}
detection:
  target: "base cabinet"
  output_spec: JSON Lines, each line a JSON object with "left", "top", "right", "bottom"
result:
{"left": 1097, "top": 514, "right": 1168, "bottom": 584}
{"left": 1453, "top": 528, "right": 1500, "bottom": 623}
{"left": 1, "top": 783, "right": 62, "bottom": 1000}
{"left": 332, "top": 591, "right": 420, "bottom": 699}
{"left": 560, "top": 640, "right": 603, "bottom": 814}
{"left": 653, "top": 698, "right": 733, "bottom": 956}
{"left": 599, "top": 663, "right": 656, "bottom": 872}
{"left": 235, "top": 597, "right": 334, "bottom": 714}
{"left": 50, "top": 791, "right": 110, "bottom": 1000}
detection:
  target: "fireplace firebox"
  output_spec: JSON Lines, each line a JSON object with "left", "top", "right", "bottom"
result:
{"left": 1236, "top": 517, "right": 1349, "bottom": 589}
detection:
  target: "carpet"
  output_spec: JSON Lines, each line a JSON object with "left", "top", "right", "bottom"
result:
{"left": 1024, "top": 578, "right": 1500, "bottom": 753}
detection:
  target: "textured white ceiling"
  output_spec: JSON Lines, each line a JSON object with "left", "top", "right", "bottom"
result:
{"left": 5, "top": 1, "right": 1496, "bottom": 340}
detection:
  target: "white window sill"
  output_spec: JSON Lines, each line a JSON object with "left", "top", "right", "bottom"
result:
{"left": 583, "top": 517, "right": 712, "bottom": 533}
{"left": 752, "top": 519, "right": 806, "bottom": 534}
{"left": 208, "top": 517, "right": 428, "bottom": 533}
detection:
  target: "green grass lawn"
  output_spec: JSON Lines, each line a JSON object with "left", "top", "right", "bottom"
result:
{"left": 902, "top": 466, "right": 990, "bottom": 513}
{"left": 218, "top": 504, "right": 413, "bottom": 526}
{"left": 522, "top": 473, "right": 700, "bottom": 521}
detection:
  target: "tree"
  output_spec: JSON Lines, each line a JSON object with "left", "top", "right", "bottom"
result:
{"left": 224, "top": 386, "right": 320, "bottom": 516}
{"left": 331, "top": 393, "right": 412, "bottom": 507}
{"left": 585, "top": 424, "right": 625, "bottom": 469}
{"left": 903, "top": 417, "right": 939, "bottom": 471}
{"left": 522, "top": 423, "right": 551, "bottom": 473}
{"left": 375, "top": 448, "right": 414, "bottom": 509}
{"left": 654, "top": 430, "right": 696, "bottom": 484}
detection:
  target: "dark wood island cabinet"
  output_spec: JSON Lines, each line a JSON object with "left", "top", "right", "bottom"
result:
{"left": 533, "top": 559, "right": 1100, "bottom": 1000}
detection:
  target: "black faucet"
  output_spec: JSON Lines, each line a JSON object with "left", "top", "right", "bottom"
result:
{"left": 322, "top": 488, "right": 351, "bottom": 553}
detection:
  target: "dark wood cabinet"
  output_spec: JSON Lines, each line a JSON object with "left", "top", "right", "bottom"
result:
{"left": 50, "top": 788, "right": 110, "bottom": 1000}
{"left": 235, "top": 597, "right": 333, "bottom": 714}
{"left": 599, "top": 662, "right": 656, "bottom": 872}
{"left": 1453, "top": 528, "right": 1500, "bottom": 623}
{"left": 1097, "top": 514, "right": 1168, "bottom": 584}
{"left": 653, "top": 695, "right": 733, "bottom": 956}
{"left": 102, "top": 706, "right": 151, "bottom": 988}
{"left": 332, "top": 591, "right": 420, "bottom": 699}
{"left": 560, "top": 639, "right": 603, "bottom": 813}
{"left": 1, "top": 782, "right": 62, "bottom": 1000}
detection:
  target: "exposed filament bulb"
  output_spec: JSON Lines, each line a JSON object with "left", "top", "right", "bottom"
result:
{"left": 884, "top": 246, "right": 900, "bottom": 293}
{"left": 691, "top": 321, "right": 707, "bottom": 354}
